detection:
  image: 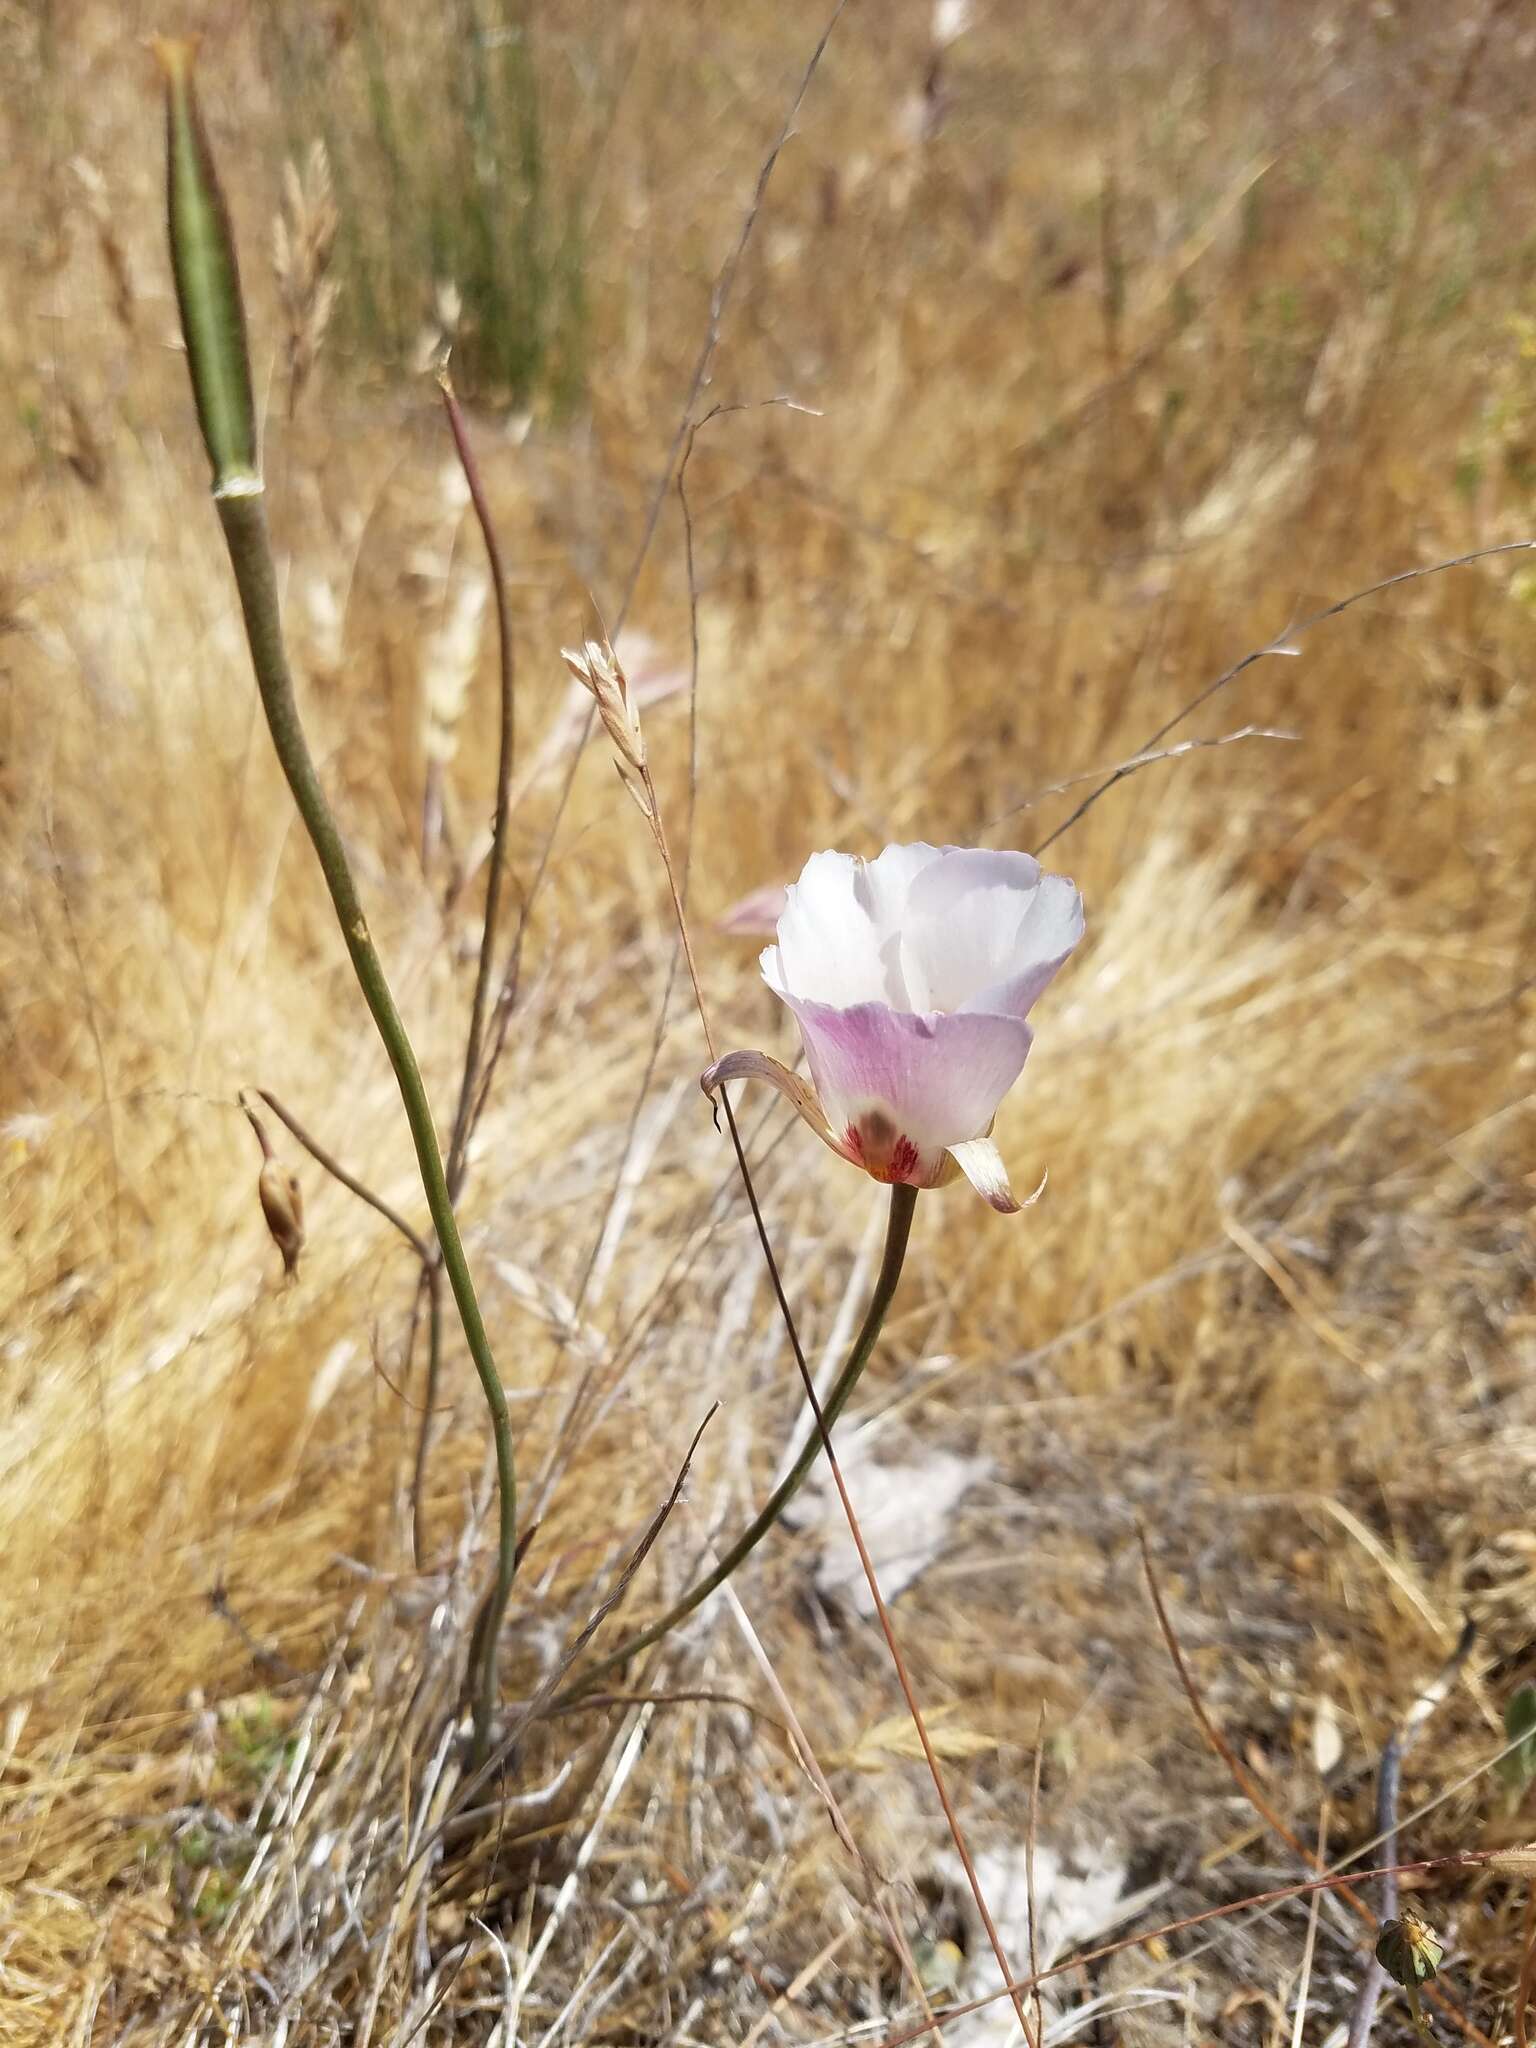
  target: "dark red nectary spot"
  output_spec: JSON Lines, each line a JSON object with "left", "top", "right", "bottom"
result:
{"left": 845, "top": 1119, "right": 921, "bottom": 1183}
{"left": 889, "top": 1135, "right": 920, "bottom": 1181}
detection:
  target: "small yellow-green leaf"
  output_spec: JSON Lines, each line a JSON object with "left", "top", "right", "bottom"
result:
{"left": 912, "top": 1939, "right": 964, "bottom": 1997}
{"left": 1375, "top": 1909, "right": 1445, "bottom": 1988}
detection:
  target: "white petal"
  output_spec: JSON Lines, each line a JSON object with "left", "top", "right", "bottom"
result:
{"left": 770, "top": 850, "right": 894, "bottom": 1008}
{"left": 854, "top": 842, "right": 944, "bottom": 938}
{"left": 899, "top": 847, "right": 1078, "bottom": 1012}
{"left": 961, "top": 871, "right": 1085, "bottom": 1022}
{"left": 769, "top": 844, "right": 951, "bottom": 1011}
{"left": 783, "top": 993, "right": 1033, "bottom": 1152}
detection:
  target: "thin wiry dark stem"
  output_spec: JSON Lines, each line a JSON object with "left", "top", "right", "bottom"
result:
{"left": 663, "top": 322, "right": 1008, "bottom": 2023}
{"left": 489, "top": 0, "right": 852, "bottom": 1048}
{"left": 719, "top": 1100, "right": 1032, "bottom": 2044}
{"left": 409, "top": 374, "right": 519, "bottom": 1566}
{"left": 551, "top": 1178, "right": 916, "bottom": 1706}
{"left": 621, "top": 0, "right": 852, "bottom": 627}
{"left": 519, "top": 400, "right": 756, "bottom": 1508}
{"left": 439, "top": 372, "right": 517, "bottom": 1200}
{"left": 517, "top": 4, "right": 849, "bottom": 1511}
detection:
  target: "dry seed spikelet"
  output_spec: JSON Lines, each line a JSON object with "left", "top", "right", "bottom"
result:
{"left": 421, "top": 571, "right": 488, "bottom": 769}
{"left": 272, "top": 141, "right": 338, "bottom": 416}
{"left": 561, "top": 636, "right": 653, "bottom": 819}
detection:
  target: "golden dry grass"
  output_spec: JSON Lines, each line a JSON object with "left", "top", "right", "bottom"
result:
{"left": 3, "top": 1, "right": 1536, "bottom": 2042}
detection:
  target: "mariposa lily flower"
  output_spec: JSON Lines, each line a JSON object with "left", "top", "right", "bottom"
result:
{"left": 703, "top": 844, "right": 1083, "bottom": 1212}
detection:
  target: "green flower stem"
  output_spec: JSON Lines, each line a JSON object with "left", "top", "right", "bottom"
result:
{"left": 216, "top": 488, "right": 517, "bottom": 1766}
{"left": 555, "top": 1180, "right": 918, "bottom": 1706}
{"left": 158, "top": 39, "right": 515, "bottom": 1764}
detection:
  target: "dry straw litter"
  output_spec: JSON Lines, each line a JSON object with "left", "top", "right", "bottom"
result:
{"left": 2, "top": 4, "right": 1535, "bottom": 2044}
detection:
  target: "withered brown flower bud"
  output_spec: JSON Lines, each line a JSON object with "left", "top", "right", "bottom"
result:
{"left": 242, "top": 1097, "right": 305, "bottom": 1281}
{"left": 257, "top": 1156, "right": 305, "bottom": 1281}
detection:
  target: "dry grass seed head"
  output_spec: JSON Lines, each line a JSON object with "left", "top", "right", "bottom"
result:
{"left": 562, "top": 634, "right": 654, "bottom": 819}
{"left": 271, "top": 140, "right": 339, "bottom": 414}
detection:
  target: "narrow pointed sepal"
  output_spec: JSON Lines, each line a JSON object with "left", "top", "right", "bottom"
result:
{"left": 945, "top": 1138, "right": 1047, "bottom": 1214}
{"left": 701, "top": 1049, "right": 846, "bottom": 1161}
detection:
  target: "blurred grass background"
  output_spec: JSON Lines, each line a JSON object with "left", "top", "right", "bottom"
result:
{"left": 2, "top": 1, "right": 1535, "bottom": 2041}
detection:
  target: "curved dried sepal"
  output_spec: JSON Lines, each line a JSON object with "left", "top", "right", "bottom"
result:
{"left": 155, "top": 36, "right": 260, "bottom": 493}
{"left": 945, "top": 1138, "right": 1047, "bottom": 1215}
{"left": 701, "top": 1049, "right": 843, "bottom": 1158}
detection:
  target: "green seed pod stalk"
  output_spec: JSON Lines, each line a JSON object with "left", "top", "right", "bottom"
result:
{"left": 155, "top": 37, "right": 259, "bottom": 493}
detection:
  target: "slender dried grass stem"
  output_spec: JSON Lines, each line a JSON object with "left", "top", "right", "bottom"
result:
{"left": 439, "top": 371, "right": 517, "bottom": 1198}
{"left": 553, "top": 1180, "right": 918, "bottom": 1704}
{"left": 409, "top": 372, "right": 520, "bottom": 1568}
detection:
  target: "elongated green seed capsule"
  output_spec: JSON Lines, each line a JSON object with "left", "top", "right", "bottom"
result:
{"left": 155, "top": 37, "right": 260, "bottom": 494}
